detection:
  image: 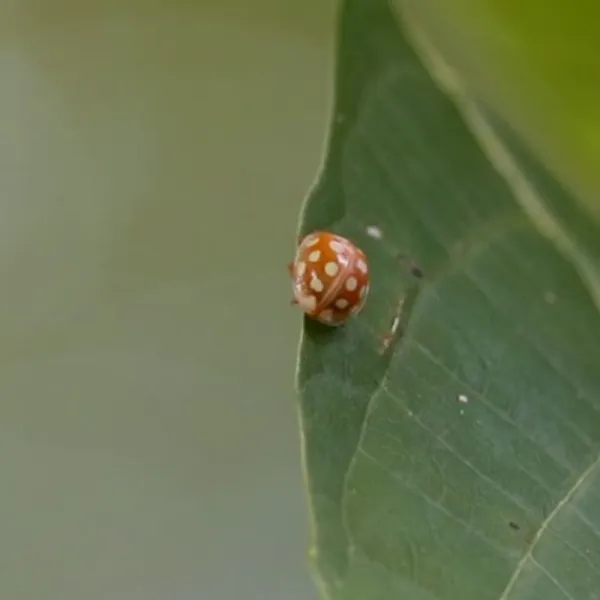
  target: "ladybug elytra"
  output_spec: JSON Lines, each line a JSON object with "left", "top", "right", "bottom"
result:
{"left": 288, "top": 231, "right": 370, "bottom": 326}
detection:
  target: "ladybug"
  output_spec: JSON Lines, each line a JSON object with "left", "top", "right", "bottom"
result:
{"left": 288, "top": 231, "right": 370, "bottom": 326}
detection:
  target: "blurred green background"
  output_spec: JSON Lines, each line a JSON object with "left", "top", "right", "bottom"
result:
{"left": 0, "top": 2, "right": 331, "bottom": 598}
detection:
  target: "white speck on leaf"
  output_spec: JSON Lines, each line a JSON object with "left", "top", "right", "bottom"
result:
{"left": 366, "top": 225, "right": 383, "bottom": 239}
{"left": 544, "top": 290, "right": 557, "bottom": 304}
{"left": 458, "top": 394, "right": 469, "bottom": 404}
{"left": 460, "top": 409, "right": 465, "bottom": 416}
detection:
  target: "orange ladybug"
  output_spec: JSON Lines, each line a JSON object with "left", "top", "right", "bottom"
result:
{"left": 288, "top": 231, "right": 370, "bottom": 326}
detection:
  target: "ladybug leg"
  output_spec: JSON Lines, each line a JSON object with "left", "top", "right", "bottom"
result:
{"left": 290, "top": 298, "right": 298, "bottom": 306}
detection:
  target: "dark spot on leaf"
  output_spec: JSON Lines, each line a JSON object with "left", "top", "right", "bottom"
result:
{"left": 396, "top": 253, "right": 424, "bottom": 279}
{"left": 508, "top": 521, "right": 520, "bottom": 531}
{"left": 410, "top": 265, "right": 424, "bottom": 279}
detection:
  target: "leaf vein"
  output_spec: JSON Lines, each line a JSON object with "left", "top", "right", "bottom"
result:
{"left": 358, "top": 446, "right": 515, "bottom": 558}
{"left": 498, "top": 453, "right": 600, "bottom": 599}
{"left": 412, "top": 339, "right": 578, "bottom": 476}
{"left": 551, "top": 532, "right": 600, "bottom": 577}
{"left": 458, "top": 267, "right": 600, "bottom": 449}
{"left": 378, "top": 382, "right": 537, "bottom": 515}
{"left": 530, "top": 557, "right": 574, "bottom": 600}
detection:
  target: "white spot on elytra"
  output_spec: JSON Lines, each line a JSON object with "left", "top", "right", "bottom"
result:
{"left": 296, "top": 261, "right": 306, "bottom": 277}
{"left": 304, "top": 236, "right": 319, "bottom": 247}
{"left": 366, "top": 225, "right": 383, "bottom": 239}
{"left": 345, "top": 276, "right": 357, "bottom": 291}
{"left": 319, "top": 309, "right": 334, "bottom": 322}
{"left": 329, "top": 240, "right": 346, "bottom": 254}
{"left": 310, "top": 275, "right": 325, "bottom": 292}
{"left": 458, "top": 394, "right": 469, "bottom": 404}
{"left": 357, "top": 259, "right": 368, "bottom": 274}
{"left": 335, "top": 298, "right": 349, "bottom": 309}
{"left": 359, "top": 285, "right": 368, "bottom": 299}
{"left": 325, "top": 261, "right": 339, "bottom": 277}
{"left": 298, "top": 294, "right": 317, "bottom": 312}
{"left": 308, "top": 250, "right": 321, "bottom": 262}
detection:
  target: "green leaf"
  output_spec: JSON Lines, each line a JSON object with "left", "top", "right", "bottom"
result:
{"left": 296, "top": 1, "right": 600, "bottom": 599}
